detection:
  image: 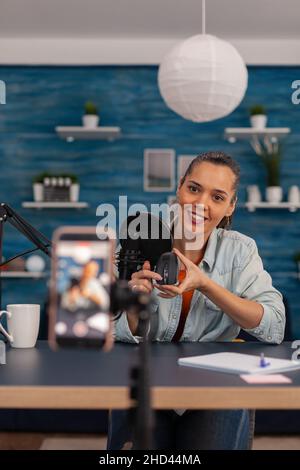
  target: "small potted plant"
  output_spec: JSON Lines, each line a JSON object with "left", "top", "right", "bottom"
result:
{"left": 294, "top": 252, "right": 300, "bottom": 279}
{"left": 82, "top": 101, "right": 99, "bottom": 128}
{"left": 262, "top": 146, "right": 282, "bottom": 203}
{"left": 250, "top": 104, "right": 267, "bottom": 129}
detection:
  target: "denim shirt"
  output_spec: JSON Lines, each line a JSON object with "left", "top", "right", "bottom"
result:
{"left": 114, "top": 228, "right": 286, "bottom": 345}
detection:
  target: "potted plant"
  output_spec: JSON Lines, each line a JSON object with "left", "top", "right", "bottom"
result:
{"left": 261, "top": 146, "right": 282, "bottom": 203}
{"left": 250, "top": 104, "right": 267, "bottom": 129}
{"left": 293, "top": 252, "right": 300, "bottom": 279}
{"left": 82, "top": 101, "right": 99, "bottom": 128}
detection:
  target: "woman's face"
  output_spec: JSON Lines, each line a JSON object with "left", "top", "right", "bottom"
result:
{"left": 177, "top": 161, "right": 237, "bottom": 238}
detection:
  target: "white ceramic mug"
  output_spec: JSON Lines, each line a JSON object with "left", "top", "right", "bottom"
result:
{"left": 0, "top": 304, "right": 40, "bottom": 348}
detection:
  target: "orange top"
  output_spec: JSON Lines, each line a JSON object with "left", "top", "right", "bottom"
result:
{"left": 172, "top": 270, "right": 195, "bottom": 342}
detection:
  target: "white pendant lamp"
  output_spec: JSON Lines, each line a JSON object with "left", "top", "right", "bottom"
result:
{"left": 158, "top": 0, "right": 248, "bottom": 123}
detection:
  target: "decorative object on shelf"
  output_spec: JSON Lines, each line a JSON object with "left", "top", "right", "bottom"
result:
{"left": 288, "top": 185, "right": 300, "bottom": 204}
{"left": 33, "top": 180, "right": 44, "bottom": 202}
{"left": 158, "top": 0, "right": 247, "bottom": 123}
{"left": 246, "top": 185, "right": 261, "bottom": 203}
{"left": 249, "top": 104, "right": 267, "bottom": 129}
{"left": 32, "top": 172, "right": 79, "bottom": 202}
{"left": 25, "top": 255, "right": 46, "bottom": 273}
{"left": 82, "top": 101, "right": 99, "bottom": 128}
{"left": 144, "top": 149, "right": 175, "bottom": 192}
{"left": 265, "top": 187, "right": 282, "bottom": 204}
{"left": 69, "top": 181, "right": 80, "bottom": 202}
{"left": 293, "top": 252, "right": 300, "bottom": 280}
{"left": 225, "top": 127, "right": 290, "bottom": 204}
{"left": 245, "top": 130, "right": 283, "bottom": 203}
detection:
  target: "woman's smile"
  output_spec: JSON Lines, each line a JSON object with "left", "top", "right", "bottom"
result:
{"left": 185, "top": 208, "right": 208, "bottom": 226}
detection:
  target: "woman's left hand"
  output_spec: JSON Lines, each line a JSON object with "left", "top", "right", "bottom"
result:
{"left": 155, "top": 248, "right": 209, "bottom": 298}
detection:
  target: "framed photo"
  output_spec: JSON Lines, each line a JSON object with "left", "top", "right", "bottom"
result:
{"left": 144, "top": 149, "right": 175, "bottom": 192}
{"left": 177, "top": 155, "right": 196, "bottom": 184}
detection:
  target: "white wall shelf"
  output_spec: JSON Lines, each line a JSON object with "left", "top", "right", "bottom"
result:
{"left": 224, "top": 128, "right": 291, "bottom": 142}
{"left": 55, "top": 126, "right": 121, "bottom": 142}
{"left": 242, "top": 202, "right": 300, "bottom": 212}
{"left": 0, "top": 271, "right": 48, "bottom": 279}
{"left": 22, "top": 202, "right": 89, "bottom": 209}
{"left": 225, "top": 127, "right": 291, "bottom": 159}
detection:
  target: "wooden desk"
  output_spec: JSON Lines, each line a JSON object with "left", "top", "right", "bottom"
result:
{"left": 0, "top": 341, "right": 299, "bottom": 410}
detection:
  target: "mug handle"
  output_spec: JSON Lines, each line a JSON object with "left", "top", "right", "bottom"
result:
{"left": 0, "top": 310, "right": 14, "bottom": 343}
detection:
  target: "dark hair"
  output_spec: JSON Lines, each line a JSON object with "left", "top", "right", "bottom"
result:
{"left": 180, "top": 151, "right": 240, "bottom": 229}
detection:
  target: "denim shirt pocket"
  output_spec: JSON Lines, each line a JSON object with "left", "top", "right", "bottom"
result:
{"left": 203, "top": 298, "right": 224, "bottom": 334}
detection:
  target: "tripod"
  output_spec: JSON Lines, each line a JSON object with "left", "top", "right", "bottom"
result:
{"left": 111, "top": 282, "right": 154, "bottom": 450}
{"left": 129, "top": 297, "right": 153, "bottom": 450}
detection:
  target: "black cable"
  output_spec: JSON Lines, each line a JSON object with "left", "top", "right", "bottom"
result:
{"left": 7, "top": 213, "right": 50, "bottom": 256}
{"left": 0, "top": 246, "right": 46, "bottom": 268}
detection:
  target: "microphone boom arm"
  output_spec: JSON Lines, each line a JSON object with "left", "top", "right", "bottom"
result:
{"left": 0, "top": 202, "right": 52, "bottom": 311}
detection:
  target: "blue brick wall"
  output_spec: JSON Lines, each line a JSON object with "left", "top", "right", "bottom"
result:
{"left": 0, "top": 65, "right": 299, "bottom": 338}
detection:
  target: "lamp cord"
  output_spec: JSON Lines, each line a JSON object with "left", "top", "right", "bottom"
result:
{"left": 202, "top": 0, "right": 206, "bottom": 35}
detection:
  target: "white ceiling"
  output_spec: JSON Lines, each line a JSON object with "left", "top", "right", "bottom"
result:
{"left": 1, "top": 0, "right": 299, "bottom": 39}
{"left": 1, "top": 0, "right": 300, "bottom": 64}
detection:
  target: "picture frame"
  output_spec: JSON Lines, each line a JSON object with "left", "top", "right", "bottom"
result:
{"left": 144, "top": 149, "right": 175, "bottom": 192}
{"left": 177, "top": 155, "right": 196, "bottom": 184}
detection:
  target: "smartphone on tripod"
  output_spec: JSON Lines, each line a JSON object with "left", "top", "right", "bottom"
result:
{"left": 49, "top": 226, "right": 115, "bottom": 349}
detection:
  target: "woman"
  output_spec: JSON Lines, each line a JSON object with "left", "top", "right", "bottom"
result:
{"left": 109, "top": 151, "right": 285, "bottom": 450}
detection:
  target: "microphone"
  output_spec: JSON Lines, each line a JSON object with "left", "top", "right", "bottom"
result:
{"left": 116, "top": 212, "right": 172, "bottom": 280}
{"left": 116, "top": 215, "right": 145, "bottom": 280}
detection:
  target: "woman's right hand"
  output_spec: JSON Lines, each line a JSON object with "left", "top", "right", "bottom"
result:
{"left": 128, "top": 260, "right": 162, "bottom": 294}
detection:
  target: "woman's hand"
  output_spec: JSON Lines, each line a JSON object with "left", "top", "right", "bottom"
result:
{"left": 125, "top": 261, "right": 162, "bottom": 335}
{"left": 103, "top": 319, "right": 114, "bottom": 352}
{"left": 155, "top": 248, "right": 209, "bottom": 298}
{"left": 128, "top": 260, "right": 162, "bottom": 294}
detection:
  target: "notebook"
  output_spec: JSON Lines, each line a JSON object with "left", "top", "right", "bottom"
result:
{"left": 178, "top": 352, "right": 300, "bottom": 375}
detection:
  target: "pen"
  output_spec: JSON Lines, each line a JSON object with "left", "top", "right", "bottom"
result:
{"left": 259, "top": 353, "right": 270, "bottom": 368}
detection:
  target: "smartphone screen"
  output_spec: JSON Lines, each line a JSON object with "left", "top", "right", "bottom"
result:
{"left": 51, "top": 233, "right": 112, "bottom": 348}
